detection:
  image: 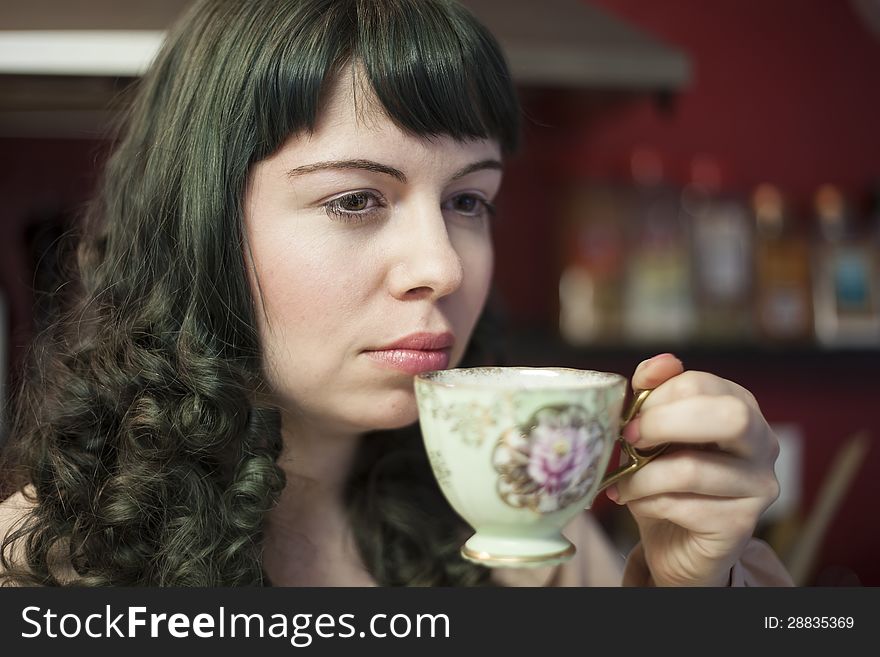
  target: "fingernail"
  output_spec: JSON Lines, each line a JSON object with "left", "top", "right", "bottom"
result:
{"left": 605, "top": 485, "right": 620, "bottom": 503}
{"left": 636, "top": 353, "right": 674, "bottom": 372}
{"left": 623, "top": 417, "right": 641, "bottom": 444}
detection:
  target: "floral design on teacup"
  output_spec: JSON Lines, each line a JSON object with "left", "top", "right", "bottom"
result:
{"left": 444, "top": 401, "right": 500, "bottom": 446}
{"left": 492, "top": 405, "right": 607, "bottom": 513}
{"left": 426, "top": 449, "right": 452, "bottom": 488}
{"left": 416, "top": 388, "right": 506, "bottom": 447}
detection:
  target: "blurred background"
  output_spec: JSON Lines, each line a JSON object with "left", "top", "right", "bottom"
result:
{"left": 0, "top": 0, "right": 878, "bottom": 585}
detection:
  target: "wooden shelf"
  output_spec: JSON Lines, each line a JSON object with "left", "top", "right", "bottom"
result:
{"left": 500, "top": 328, "right": 880, "bottom": 377}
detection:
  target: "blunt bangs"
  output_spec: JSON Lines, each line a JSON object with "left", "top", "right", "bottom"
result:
{"left": 255, "top": 0, "right": 520, "bottom": 159}
{"left": 355, "top": 0, "right": 520, "bottom": 154}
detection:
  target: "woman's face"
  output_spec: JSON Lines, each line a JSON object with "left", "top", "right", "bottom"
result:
{"left": 244, "top": 70, "right": 502, "bottom": 435}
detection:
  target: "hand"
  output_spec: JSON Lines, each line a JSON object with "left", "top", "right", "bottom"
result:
{"left": 606, "top": 354, "right": 781, "bottom": 586}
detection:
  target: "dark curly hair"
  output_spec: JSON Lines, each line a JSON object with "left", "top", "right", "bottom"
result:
{"left": 0, "top": 0, "right": 519, "bottom": 586}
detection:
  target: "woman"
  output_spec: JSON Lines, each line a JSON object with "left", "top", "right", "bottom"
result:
{"left": 0, "top": 0, "right": 791, "bottom": 586}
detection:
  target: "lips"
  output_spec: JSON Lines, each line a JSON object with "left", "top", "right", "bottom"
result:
{"left": 364, "top": 331, "right": 455, "bottom": 375}
{"left": 375, "top": 332, "right": 455, "bottom": 351}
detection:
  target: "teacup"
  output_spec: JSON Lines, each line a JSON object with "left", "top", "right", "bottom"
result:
{"left": 414, "top": 366, "right": 665, "bottom": 568}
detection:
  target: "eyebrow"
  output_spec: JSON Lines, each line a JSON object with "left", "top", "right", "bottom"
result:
{"left": 285, "top": 158, "right": 503, "bottom": 183}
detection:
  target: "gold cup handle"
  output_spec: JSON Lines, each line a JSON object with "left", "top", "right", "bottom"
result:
{"left": 596, "top": 389, "right": 669, "bottom": 493}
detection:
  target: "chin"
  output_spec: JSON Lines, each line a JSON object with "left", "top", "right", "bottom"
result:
{"left": 355, "top": 391, "right": 420, "bottom": 432}
{"left": 369, "top": 407, "right": 420, "bottom": 431}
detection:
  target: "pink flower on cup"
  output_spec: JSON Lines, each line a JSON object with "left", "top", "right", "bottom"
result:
{"left": 527, "top": 423, "right": 592, "bottom": 495}
{"left": 493, "top": 405, "right": 607, "bottom": 513}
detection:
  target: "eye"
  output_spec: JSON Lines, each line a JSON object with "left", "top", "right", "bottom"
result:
{"left": 323, "top": 190, "right": 385, "bottom": 222}
{"left": 444, "top": 193, "right": 496, "bottom": 219}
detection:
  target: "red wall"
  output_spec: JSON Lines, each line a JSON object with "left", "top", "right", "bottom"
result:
{"left": 579, "top": 0, "right": 880, "bottom": 212}
{"left": 0, "top": 139, "right": 107, "bottom": 368}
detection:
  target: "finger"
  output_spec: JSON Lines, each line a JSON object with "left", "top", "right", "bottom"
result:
{"left": 611, "top": 449, "right": 779, "bottom": 505}
{"left": 625, "top": 492, "right": 767, "bottom": 537}
{"left": 631, "top": 353, "right": 684, "bottom": 392}
{"left": 628, "top": 394, "right": 765, "bottom": 458}
{"left": 638, "top": 369, "right": 761, "bottom": 415}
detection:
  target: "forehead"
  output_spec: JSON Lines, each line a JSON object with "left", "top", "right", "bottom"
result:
{"left": 314, "top": 64, "right": 388, "bottom": 134}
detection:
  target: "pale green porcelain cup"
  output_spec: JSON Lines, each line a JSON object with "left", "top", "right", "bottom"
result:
{"left": 414, "top": 366, "right": 657, "bottom": 569}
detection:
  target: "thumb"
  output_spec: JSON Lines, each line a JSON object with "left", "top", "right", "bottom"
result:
{"left": 631, "top": 353, "right": 684, "bottom": 391}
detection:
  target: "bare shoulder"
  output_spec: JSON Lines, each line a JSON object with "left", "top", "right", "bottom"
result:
{"left": 0, "top": 486, "right": 36, "bottom": 530}
{"left": 0, "top": 485, "right": 37, "bottom": 576}
{"left": 1, "top": 485, "right": 79, "bottom": 585}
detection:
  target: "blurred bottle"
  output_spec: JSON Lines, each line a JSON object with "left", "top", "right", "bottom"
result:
{"left": 685, "top": 156, "right": 754, "bottom": 343}
{"left": 622, "top": 148, "right": 696, "bottom": 344}
{"left": 752, "top": 184, "right": 813, "bottom": 343}
{"left": 559, "top": 183, "right": 627, "bottom": 345}
{"left": 811, "top": 184, "right": 880, "bottom": 346}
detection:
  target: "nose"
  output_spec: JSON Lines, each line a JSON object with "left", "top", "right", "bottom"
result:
{"left": 387, "top": 202, "right": 464, "bottom": 301}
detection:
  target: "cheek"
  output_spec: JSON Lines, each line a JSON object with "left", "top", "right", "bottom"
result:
{"left": 462, "top": 235, "right": 494, "bottom": 309}
{"left": 247, "top": 248, "right": 361, "bottom": 413}
{"left": 249, "top": 241, "right": 318, "bottom": 327}
{"left": 447, "top": 236, "right": 494, "bottom": 353}
{"left": 245, "top": 231, "right": 359, "bottom": 374}
{"left": 249, "top": 222, "right": 366, "bottom": 317}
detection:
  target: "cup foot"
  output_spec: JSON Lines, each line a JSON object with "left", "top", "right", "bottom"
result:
{"left": 460, "top": 534, "right": 576, "bottom": 569}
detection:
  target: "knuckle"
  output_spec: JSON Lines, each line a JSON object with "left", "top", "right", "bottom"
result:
{"left": 761, "top": 471, "right": 781, "bottom": 504}
{"left": 717, "top": 395, "right": 750, "bottom": 438}
{"left": 766, "top": 428, "right": 782, "bottom": 462}
{"left": 729, "top": 380, "right": 759, "bottom": 409}
{"left": 670, "top": 370, "right": 704, "bottom": 398}
{"left": 744, "top": 388, "right": 760, "bottom": 409}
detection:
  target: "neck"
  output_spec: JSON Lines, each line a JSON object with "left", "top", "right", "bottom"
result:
{"left": 262, "top": 409, "right": 372, "bottom": 586}
{"left": 276, "top": 411, "right": 362, "bottom": 503}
